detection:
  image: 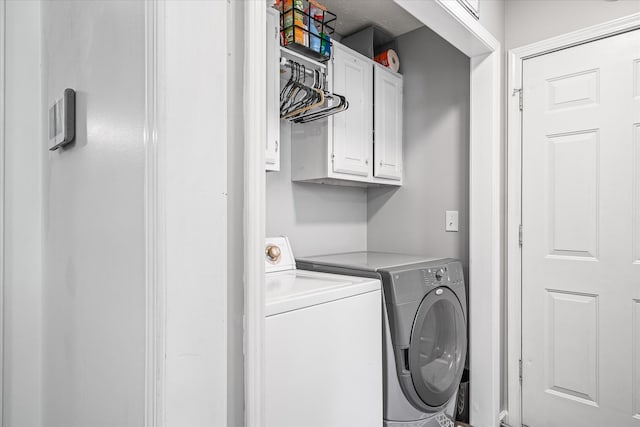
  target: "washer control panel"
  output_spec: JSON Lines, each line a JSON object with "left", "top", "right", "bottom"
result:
{"left": 421, "top": 264, "right": 464, "bottom": 289}
{"left": 422, "top": 266, "right": 449, "bottom": 286}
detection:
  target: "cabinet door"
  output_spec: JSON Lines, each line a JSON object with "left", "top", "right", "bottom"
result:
{"left": 373, "top": 65, "right": 403, "bottom": 181}
{"left": 265, "top": 8, "right": 280, "bottom": 171}
{"left": 331, "top": 44, "right": 373, "bottom": 177}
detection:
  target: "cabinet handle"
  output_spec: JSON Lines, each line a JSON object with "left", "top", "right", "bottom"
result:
{"left": 380, "top": 161, "right": 383, "bottom": 167}
{"left": 275, "top": 140, "right": 278, "bottom": 152}
{"left": 365, "top": 159, "right": 369, "bottom": 165}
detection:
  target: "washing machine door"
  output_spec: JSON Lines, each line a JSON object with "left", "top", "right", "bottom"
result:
{"left": 408, "top": 286, "right": 467, "bottom": 410}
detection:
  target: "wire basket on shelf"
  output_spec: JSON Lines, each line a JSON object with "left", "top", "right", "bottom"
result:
{"left": 277, "top": 0, "right": 336, "bottom": 62}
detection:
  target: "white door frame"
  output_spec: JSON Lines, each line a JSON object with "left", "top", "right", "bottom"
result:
{"left": 245, "top": 1, "right": 502, "bottom": 426}
{"left": 243, "top": 2, "right": 267, "bottom": 426}
{"left": 144, "top": 1, "right": 164, "bottom": 425}
{"left": 145, "top": 1, "right": 231, "bottom": 425}
{"left": 506, "top": 13, "right": 640, "bottom": 427}
{"left": 0, "top": 0, "right": 5, "bottom": 425}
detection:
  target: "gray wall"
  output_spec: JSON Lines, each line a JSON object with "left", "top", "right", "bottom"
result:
{"left": 266, "top": 123, "right": 368, "bottom": 257}
{"left": 41, "top": 2, "right": 145, "bottom": 426}
{"left": 506, "top": 0, "right": 639, "bottom": 49}
{"left": 3, "top": 2, "right": 42, "bottom": 425}
{"left": 266, "top": 28, "right": 470, "bottom": 269}
{"left": 368, "top": 26, "right": 470, "bottom": 270}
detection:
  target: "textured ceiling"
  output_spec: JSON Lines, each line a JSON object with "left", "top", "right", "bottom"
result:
{"left": 320, "top": 0, "right": 424, "bottom": 38}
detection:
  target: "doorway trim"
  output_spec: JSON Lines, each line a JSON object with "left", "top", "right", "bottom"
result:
{"left": 144, "top": 1, "right": 165, "bottom": 425}
{"left": 506, "top": 13, "right": 640, "bottom": 427}
{"left": 243, "top": 2, "right": 267, "bottom": 426}
{"left": 146, "top": 1, "right": 231, "bottom": 425}
{"left": 0, "top": 1, "right": 5, "bottom": 425}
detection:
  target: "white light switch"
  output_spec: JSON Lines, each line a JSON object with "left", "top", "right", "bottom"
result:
{"left": 446, "top": 211, "right": 459, "bottom": 232}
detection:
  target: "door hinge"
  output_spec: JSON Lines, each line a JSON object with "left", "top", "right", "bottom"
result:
{"left": 519, "top": 358, "right": 523, "bottom": 383}
{"left": 331, "top": 152, "right": 335, "bottom": 162}
{"left": 513, "top": 88, "right": 523, "bottom": 111}
{"left": 518, "top": 224, "right": 523, "bottom": 248}
{"left": 520, "top": 91, "right": 523, "bottom": 111}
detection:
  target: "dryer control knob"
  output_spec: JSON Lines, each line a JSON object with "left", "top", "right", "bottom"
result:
{"left": 435, "top": 270, "right": 444, "bottom": 281}
{"left": 266, "top": 245, "right": 282, "bottom": 262}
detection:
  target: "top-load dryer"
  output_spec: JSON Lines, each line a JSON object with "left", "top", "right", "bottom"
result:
{"left": 297, "top": 252, "right": 467, "bottom": 427}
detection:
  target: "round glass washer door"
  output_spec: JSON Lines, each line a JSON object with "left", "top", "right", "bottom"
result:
{"left": 408, "top": 287, "right": 467, "bottom": 409}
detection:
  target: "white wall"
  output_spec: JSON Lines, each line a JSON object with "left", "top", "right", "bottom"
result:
{"left": 367, "top": 26, "right": 470, "bottom": 271}
{"left": 479, "top": 0, "right": 505, "bottom": 44}
{"left": 163, "top": 1, "right": 229, "bottom": 425}
{"left": 506, "top": 0, "right": 640, "bottom": 49}
{"left": 41, "top": 2, "right": 146, "bottom": 426}
{"left": 227, "top": 0, "right": 245, "bottom": 426}
{"left": 3, "top": 1, "right": 42, "bottom": 425}
{"left": 266, "top": 123, "right": 368, "bottom": 257}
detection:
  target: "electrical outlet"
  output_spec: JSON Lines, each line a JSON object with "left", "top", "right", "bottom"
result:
{"left": 446, "top": 210, "right": 459, "bottom": 232}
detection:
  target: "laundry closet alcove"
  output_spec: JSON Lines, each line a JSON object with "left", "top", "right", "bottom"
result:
{"left": 244, "top": 1, "right": 502, "bottom": 426}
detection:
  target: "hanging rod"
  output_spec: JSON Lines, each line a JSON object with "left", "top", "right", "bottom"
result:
{"left": 279, "top": 57, "right": 322, "bottom": 77}
{"left": 280, "top": 46, "right": 327, "bottom": 70}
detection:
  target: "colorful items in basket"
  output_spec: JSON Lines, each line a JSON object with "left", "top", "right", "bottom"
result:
{"left": 308, "top": 0, "right": 326, "bottom": 53}
{"left": 309, "top": 8, "right": 321, "bottom": 52}
{"left": 275, "top": 0, "right": 332, "bottom": 56}
{"left": 281, "top": 0, "right": 306, "bottom": 47}
{"left": 320, "top": 33, "right": 331, "bottom": 57}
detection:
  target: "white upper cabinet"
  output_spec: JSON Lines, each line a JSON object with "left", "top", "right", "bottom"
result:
{"left": 265, "top": 7, "right": 280, "bottom": 172}
{"left": 288, "top": 41, "right": 403, "bottom": 187}
{"left": 331, "top": 43, "right": 373, "bottom": 178}
{"left": 373, "top": 64, "right": 403, "bottom": 181}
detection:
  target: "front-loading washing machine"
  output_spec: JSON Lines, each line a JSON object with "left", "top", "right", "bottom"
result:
{"left": 297, "top": 252, "right": 467, "bottom": 427}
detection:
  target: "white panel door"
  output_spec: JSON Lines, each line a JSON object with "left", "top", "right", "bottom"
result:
{"left": 522, "top": 30, "right": 640, "bottom": 427}
{"left": 265, "top": 8, "right": 280, "bottom": 171}
{"left": 374, "top": 65, "right": 403, "bottom": 181}
{"left": 332, "top": 44, "right": 373, "bottom": 177}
